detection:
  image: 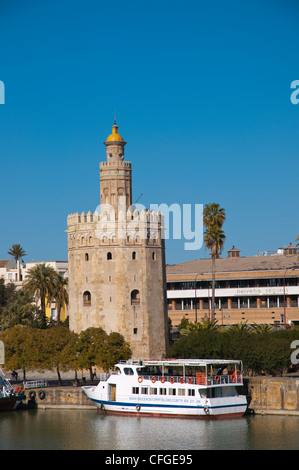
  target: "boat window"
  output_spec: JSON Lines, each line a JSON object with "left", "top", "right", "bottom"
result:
{"left": 159, "top": 388, "right": 167, "bottom": 395}
{"left": 124, "top": 368, "right": 134, "bottom": 375}
{"left": 150, "top": 388, "right": 157, "bottom": 395}
{"left": 132, "top": 387, "right": 139, "bottom": 394}
{"left": 115, "top": 367, "right": 121, "bottom": 374}
{"left": 141, "top": 387, "right": 148, "bottom": 394}
{"left": 168, "top": 388, "right": 176, "bottom": 396}
{"left": 188, "top": 389, "right": 195, "bottom": 396}
{"left": 178, "top": 389, "right": 185, "bottom": 396}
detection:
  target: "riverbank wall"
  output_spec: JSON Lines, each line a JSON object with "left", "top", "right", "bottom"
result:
{"left": 20, "top": 385, "right": 96, "bottom": 410}
{"left": 244, "top": 376, "right": 299, "bottom": 416}
{"left": 18, "top": 376, "right": 299, "bottom": 415}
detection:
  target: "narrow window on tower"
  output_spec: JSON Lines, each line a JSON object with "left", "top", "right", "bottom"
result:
{"left": 152, "top": 252, "right": 156, "bottom": 260}
{"left": 131, "top": 289, "right": 140, "bottom": 305}
{"left": 83, "top": 291, "right": 91, "bottom": 307}
{"left": 133, "top": 328, "right": 138, "bottom": 334}
{"left": 107, "top": 252, "right": 112, "bottom": 260}
{"left": 132, "top": 251, "right": 136, "bottom": 260}
{"left": 85, "top": 253, "right": 89, "bottom": 261}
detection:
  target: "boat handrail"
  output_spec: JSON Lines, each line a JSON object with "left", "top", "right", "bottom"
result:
{"left": 139, "top": 373, "right": 243, "bottom": 386}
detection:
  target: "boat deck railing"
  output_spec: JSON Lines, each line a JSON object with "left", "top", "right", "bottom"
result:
{"left": 139, "top": 373, "right": 243, "bottom": 386}
{"left": 23, "top": 380, "right": 48, "bottom": 389}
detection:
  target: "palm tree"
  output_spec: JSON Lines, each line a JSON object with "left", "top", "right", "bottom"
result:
{"left": 8, "top": 244, "right": 27, "bottom": 281}
{"left": 203, "top": 204, "right": 226, "bottom": 321}
{"left": 50, "top": 273, "right": 69, "bottom": 323}
{"left": 23, "top": 263, "right": 57, "bottom": 328}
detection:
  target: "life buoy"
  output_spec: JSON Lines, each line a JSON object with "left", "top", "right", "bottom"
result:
{"left": 170, "top": 377, "right": 175, "bottom": 384}
{"left": 14, "top": 386, "right": 21, "bottom": 394}
{"left": 188, "top": 377, "right": 193, "bottom": 384}
{"left": 136, "top": 404, "right": 141, "bottom": 412}
{"left": 230, "top": 372, "right": 237, "bottom": 383}
{"left": 38, "top": 390, "right": 45, "bottom": 400}
{"left": 179, "top": 377, "right": 184, "bottom": 384}
{"left": 151, "top": 376, "right": 156, "bottom": 383}
{"left": 160, "top": 376, "right": 166, "bottom": 383}
{"left": 138, "top": 376, "right": 143, "bottom": 383}
{"left": 214, "top": 375, "right": 220, "bottom": 383}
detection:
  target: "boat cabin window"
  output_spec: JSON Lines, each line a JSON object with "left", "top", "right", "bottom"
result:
{"left": 188, "top": 389, "right": 195, "bottom": 396}
{"left": 141, "top": 387, "right": 148, "bottom": 394}
{"left": 137, "top": 366, "right": 162, "bottom": 376}
{"left": 150, "top": 388, "right": 157, "bottom": 395}
{"left": 178, "top": 389, "right": 185, "bottom": 396}
{"left": 168, "top": 388, "right": 176, "bottom": 396}
{"left": 159, "top": 388, "right": 167, "bottom": 395}
{"left": 124, "top": 367, "right": 134, "bottom": 375}
{"left": 132, "top": 387, "right": 139, "bottom": 394}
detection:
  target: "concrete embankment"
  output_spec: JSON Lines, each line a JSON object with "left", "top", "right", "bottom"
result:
{"left": 20, "top": 385, "right": 96, "bottom": 410}
{"left": 17, "top": 376, "right": 299, "bottom": 415}
{"left": 244, "top": 376, "right": 299, "bottom": 416}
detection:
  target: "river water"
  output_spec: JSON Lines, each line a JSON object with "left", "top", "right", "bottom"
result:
{"left": 0, "top": 409, "right": 299, "bottom": 451}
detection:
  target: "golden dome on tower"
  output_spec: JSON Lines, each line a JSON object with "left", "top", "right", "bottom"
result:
{"left": 106, "top": 121, "right": 125, "bottom": 143}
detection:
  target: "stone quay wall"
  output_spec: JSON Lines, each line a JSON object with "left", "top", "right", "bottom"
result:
{"left": 19, "top": 377, "right": 299, "bottom": 415}
{"left": 245, "top": 377, "right": 299, "bottom": 415}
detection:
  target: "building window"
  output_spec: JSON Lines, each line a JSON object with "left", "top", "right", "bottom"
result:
{"left": 132, "top": 251, "right": 136, "bottom": 260}
{"left": 107, "top": 252, "right": 112, "bottom": 260}
{"left": 131, "top": 289, "right": 140, "bottom": 305}
{"left": 83, "top": 291, "right": 91, "bottom": 307}
{"left": 152, "top": 252, "right": 156, "bottom": 260}
{"left": 133, "top": 328, "right": 138, "bottom": 334}
{"left": 85, "top": 253, "right": 89, "bottom": 261}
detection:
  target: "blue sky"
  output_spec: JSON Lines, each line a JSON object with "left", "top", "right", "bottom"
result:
{"left": 0, "top": 0, "right": 298, "bottom": 265}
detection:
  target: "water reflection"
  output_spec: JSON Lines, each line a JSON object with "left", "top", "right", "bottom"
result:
{"left": 1, "top": 410, "right": 299, "bottom": 450}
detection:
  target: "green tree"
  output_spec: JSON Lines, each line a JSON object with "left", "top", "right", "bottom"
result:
{"left": 76, "top": 327, "right": 109, "bottom": 381}
{"left": 0, "top": 325, "right": 35, "bottom": 380}
{"left": 23, "top": 263, "right": 57, "bottom": 328}
{"left": 203, "top": 203, "right": 226, "bottom": 320}
{"left": 50, "top": 273, "right": 69, "bottom": 323}
{"left": 41, "top": 326, "right": 78, "bottom": 384}
{"left": 0, "top": 278, "right": 17, "bottom": 316}
{"left": 97, "top": 331, "right": 132, "bottom": 371}
{"left": 0, "top": 289, "right": 42, "bottom": 330}
{"left": 8, "top": 244, "right": 27, "bottom": 281}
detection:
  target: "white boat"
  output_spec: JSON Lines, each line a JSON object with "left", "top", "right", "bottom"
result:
{"left": 82, "top": 359, "right": 248, "bottom": 418}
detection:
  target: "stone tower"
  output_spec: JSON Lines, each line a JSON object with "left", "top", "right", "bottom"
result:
{"left": 67, "top": 122, "right": 168, "bottom": 359}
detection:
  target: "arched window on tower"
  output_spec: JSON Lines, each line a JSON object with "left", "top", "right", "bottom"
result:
{"left": 132, "top": 251, "right": 136, "bottom": 260}
{"left": 85, "top": 253, "right": 89, "bottom": 261}
{"left": 131, "top": 289, "right": 140, "bottom": 305}
{"left": 107, "top": 252, "right": 112, "bottom": 260}
{"left": 83, "top": 291, "right": 91, "bottom": 307}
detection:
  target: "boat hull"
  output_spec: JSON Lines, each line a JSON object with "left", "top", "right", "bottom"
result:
{"left": 82, "top": 390, "right": 247, "bottom": 419}
{"left": 0, "top": 396, "right": 22, "bottom": 411}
